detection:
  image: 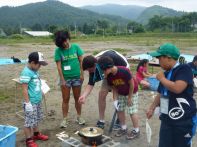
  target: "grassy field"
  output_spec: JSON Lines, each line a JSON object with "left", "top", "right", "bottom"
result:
{"left": 1, "top": 32, "right": 197, "bottom": 46}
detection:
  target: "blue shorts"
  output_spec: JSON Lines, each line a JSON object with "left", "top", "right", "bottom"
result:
{"left": 65, "top": 78, "right": 82, "bottom": 87}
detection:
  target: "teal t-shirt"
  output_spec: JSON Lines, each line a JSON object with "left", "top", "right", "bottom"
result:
{"left": 54, "top": 43, "right": 84, "bottom": 80}
{"left": 20, "top": 66, "right": 42, "bottom": 104}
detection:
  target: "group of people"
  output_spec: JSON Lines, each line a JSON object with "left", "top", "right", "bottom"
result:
{"left": 19, "top": 30, "right": 197, "bottom": 147}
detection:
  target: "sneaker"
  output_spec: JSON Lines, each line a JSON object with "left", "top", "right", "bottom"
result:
{"left": 76, "top": 116, "right": 86, "bottom": 125}
{"left": 26, "top": 139, "right": 38, "bottom": 147}
{"left": 113, "top": 124, "right": 121, "bottom": 131}
{"left": 126, "top": 130, "right": 140, "bottom": 140}
{"left": 115, "top": 128, "right": 127, "bottom": 137}
{"left": 96, "top": 120, "right": 105, "bottom": 129}
{"left": 60, "top": 118, "right": 68, "bottom": 128}
{"left": 33, "top": 133, "right": 48, "bottom": 141}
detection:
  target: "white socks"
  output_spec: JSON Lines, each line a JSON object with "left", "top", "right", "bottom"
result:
{"left": 133, "top": 127, "right": 139, "bottom": 132}
{"left": 121, "top": 125, "right": 127, "bottom": 130}
{"left": 99, "top": 120, "right": 105, "bottom": 123}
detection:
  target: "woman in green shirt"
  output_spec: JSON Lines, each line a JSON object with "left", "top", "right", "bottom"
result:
{"left": 54, "top": 31, "right": 85, "bottom": 128}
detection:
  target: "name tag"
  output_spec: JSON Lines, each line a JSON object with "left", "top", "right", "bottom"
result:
{"left": 160, "top": 97, "right": 169, "bottom": 114}
{"left": 64, "top": 66, "right": 71, "bottom": 71}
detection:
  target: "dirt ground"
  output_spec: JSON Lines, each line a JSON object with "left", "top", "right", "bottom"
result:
{"left": 0, "top": 41, "right": 196, "bottom": 147}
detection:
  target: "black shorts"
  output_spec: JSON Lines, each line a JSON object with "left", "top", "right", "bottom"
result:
{"left": 159, "top": 116, "right": 197, "bottom": 147}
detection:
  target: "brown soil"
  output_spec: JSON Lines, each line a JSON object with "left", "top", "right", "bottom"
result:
{"left": 0, "top": 41, "right": 196, "bottom": 147}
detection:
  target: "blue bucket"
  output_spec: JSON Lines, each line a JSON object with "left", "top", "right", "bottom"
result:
{"left": 0, "top": 125, "right": 18, "bottom": 147}
{"left": 147, "top": 77, "right": 159, "bottom": 91}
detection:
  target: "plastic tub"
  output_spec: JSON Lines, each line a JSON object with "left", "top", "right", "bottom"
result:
{"left": 0, "top": 125, "right": 18, "bottom": 147}
{"left": 147, "top": 77, "right": 160, "bottom": 91}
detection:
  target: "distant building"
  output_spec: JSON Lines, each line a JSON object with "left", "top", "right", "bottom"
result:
{"left": 0, "top": 28, "right": 7, "bottom": 37}
{"left": 193, "top": 24, "right": 197, "bottom": 32}
{"left": 24, "top": 31, "right": 52, "bottom": 37}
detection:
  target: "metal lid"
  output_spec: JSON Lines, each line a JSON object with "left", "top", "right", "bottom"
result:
{"left": 79, "top": 127, "right": 103, "bottom": 137}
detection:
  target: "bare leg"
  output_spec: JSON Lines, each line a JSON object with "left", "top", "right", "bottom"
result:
{"left": 130, "top": 113, "right": 139, "bottom": 128}
{"left": 98, "top": 89, "right": 108, "bottom": 120}
{"left": 61, "top": 86, "right": 71, "bottom": 118}
{"left": 118, "top": 111, "right": 126, "bottom": 126}
{"left": 72, "top": 86, "right": 82, "bottom": 115}
{"left": 33, "top": 126, "right": 39, "bottom": 133}
{"left": 24, "top": 127, "right": 32, "bottom": 138}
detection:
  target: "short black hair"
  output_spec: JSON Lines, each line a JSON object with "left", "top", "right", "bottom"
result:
{"left": 193, "top": 55, "right": 197, "bottom": 62}
{"left": 54, "top": 30, "right": 71, "bottom": 48}
{"left": 98, "top": 56, "right": 114, "bottom": 70}
{"left": 82, "top": 55, "right": 97, "bottom": 70}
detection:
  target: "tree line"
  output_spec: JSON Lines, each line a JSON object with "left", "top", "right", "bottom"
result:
{"left": 2, "top": 12, "right": 197, "bottom": 36}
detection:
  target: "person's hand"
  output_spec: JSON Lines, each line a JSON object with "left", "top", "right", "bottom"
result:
{"left": 156, "top": 71, "right": 165, "bottom": 81}
{"left": 25, "top": 102, "right": 33, "bottom": 112}
{"left": 127, "top": 98, "right": 132, "bottom": 107}
{"left": 113, "top": 100, "right": 119, "bottom": 110}
{"left": 60, "top": 79, "right": 66, "bottom": 86}
{"left": 146, "top": 108, "right": 154, "bottom": 119}
{"left": 80, "top": 75, "right": 84, "bottom": 82}
{"left": 78, "top": 95, "right": 86, "bottom": 104}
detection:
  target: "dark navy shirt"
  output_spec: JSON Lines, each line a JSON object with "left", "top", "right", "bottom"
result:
{"left": 88, "top": 64, "right": 103, "bottom": 86}
{"left": 158, "top": 64, "right": 196, "bottom": 122}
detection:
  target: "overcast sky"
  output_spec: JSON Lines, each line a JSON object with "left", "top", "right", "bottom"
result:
{"left": 0, "top": 0, "right": 196, "bottom": 12}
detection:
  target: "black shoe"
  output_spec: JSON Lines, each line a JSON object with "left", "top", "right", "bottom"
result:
{"left": 96, "top": 120, "right": 105, "bottom": 129}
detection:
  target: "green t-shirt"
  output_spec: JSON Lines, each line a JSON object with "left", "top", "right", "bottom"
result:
{"left": 54, "top": 43, "right": 84, "bottom": 80}
{"left": 20, "top": 66, "right": 42, "bottom": 104}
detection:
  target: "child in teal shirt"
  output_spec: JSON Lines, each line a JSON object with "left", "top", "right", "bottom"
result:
{"left": 20, "top": 52, "right": 48, "bottom": 147}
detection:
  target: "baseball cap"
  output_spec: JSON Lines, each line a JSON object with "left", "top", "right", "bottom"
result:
{"left": 28, "top": 52, "right": 48, "bottom": 66}
{"left": 149, "top": 43, "right": 180, "bottom": 60}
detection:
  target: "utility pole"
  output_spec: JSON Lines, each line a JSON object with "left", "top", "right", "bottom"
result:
{"left": 171, "top": 18, "right": 174, "bottom": 32}
{"left": 20, "top": 23, "right": 22, "bottom": 34}
{"left": 74, "top": 23, "right": 77, "bottom": 37}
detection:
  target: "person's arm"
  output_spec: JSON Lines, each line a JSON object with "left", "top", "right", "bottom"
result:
{"left": 142, "top": 71, "right": 152, "bottom": 78}
{"left": 146, "top": 93, "right": 160, "bottom": 119}
{"left": 22, "top": 83, "right": 33, "bottom": 112}
{"left": 156, "top": 71, "right": 187, "bottom": 94}
{"left": 22, "top": 83, "right": 29, "bottom": 102}
{"left": 78, "top": 55, "right": 84, "bottom": 82}
{"left": 112, "top": 86, "right": 120, "bottom": 110}
{"left": 127, "top": 78, "right": 134, "bottom": 106}
{"left": 56, "top": 61, "right": 65, "bottom": 85}
{"left": 78, "top": 84, "right": 94, "bottom": 104}
{"left": 146, "top": 70, "right": 153, "bottom": 76}
{"left": 112, "top": 86, "right": 118, "bottom": 101}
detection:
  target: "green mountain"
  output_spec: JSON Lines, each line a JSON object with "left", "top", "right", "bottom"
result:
{"left": 137, "top": 5, "right": 185, "bottom": 24}
{"left": 0, "top": 0, "right": 129, "bottom": 29}
{"left": 81, "top": 4, "right": 146, "bottom": 20}
{"left": 82, "top": 4, "right": 185, "bottom": 24}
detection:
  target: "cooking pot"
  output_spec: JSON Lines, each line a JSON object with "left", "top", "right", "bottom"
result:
{"left": 78, "top": 127, "right": 103, "bottom": 146}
